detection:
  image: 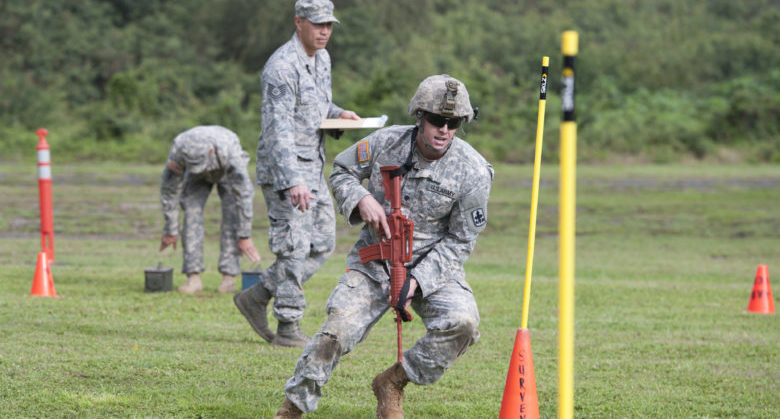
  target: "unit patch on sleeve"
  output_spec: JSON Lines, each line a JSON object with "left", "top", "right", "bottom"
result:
{"left": 357, "top": 140, "right": 370, "bottom": 162}
{"left": 471, "top": 208, "right": 487, "bottom": 227}
{"left": 267, "top": 84, "right": 288, "bottom": 100}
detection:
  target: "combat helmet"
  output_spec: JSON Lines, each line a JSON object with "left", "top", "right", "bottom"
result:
{"left": 407, "top": 74, "right": 474, "bottom": 122}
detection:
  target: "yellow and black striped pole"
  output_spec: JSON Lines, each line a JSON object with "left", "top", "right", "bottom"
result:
{"left": 521, "top": 56, "right": 549, "bottom": 330}
{"left": 499, "top": 56, "right": 549, "bottom": 419}
{"left": 558, "top": 30, "right": 578, "bottom": 419}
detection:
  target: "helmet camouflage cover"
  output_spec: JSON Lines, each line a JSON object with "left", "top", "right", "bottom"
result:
{"left": 407, "top": 74, "right": 474, "bottom": 122}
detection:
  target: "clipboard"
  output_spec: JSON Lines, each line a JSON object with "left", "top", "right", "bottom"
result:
{"left": 320, "top": 115, "right": 388, "bottom": 130}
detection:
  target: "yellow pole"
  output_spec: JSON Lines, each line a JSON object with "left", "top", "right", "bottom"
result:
{"left": 558, "top": 30, "right": 578, "bottom": 419}
{"left": 521, "top": 56, "right": 549, "bottom": 330}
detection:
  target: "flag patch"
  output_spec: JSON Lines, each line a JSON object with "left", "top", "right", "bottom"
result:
{"left": 357, "top": 140, "right": 370, "bottom": 162}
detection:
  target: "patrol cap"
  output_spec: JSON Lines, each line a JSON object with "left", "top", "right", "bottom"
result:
{"left": 180, "top": 141, "right": 214, "bottom": 174}
{"left": 407, "top": 74, "right": 474, "bottom": 122}
{"left": 295, "top": 0, "right": 340, "bottom": 24}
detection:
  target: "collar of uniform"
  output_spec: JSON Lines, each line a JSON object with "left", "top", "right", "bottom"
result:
{"left": 292, "top": 32, "right": 320, "bottom": 75}
{"left": 408, "top": 143, "right": 435, "bottom": 179}
{"left": 407, "top": 136, "right": 460, "bottom": 182}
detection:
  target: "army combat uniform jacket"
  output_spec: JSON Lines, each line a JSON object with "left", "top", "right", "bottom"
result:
{"left": 161, "top": 126, "right": 254, "bottom": 237}
{"left": 160, "top": 126, "right": 253, "bottom": 275}
{"left": 251, "top": 33, "right": 343, "bottom": 322}
{"left": 256, "top": 32, "right": 345, "bottom": 192}
{"left": 331, "top": 125, "right": 494, "bottom": 297}
{"left": 281, "top": 125, "right": 493, "bottom": 412}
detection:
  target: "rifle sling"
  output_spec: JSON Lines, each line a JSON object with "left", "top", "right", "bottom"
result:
{"left": 388, "top": 127, "right": 418, "bottom": 179}
{"left": 393, "top": 245, "right": 436, "bottom": 322}
{"left": 395, "top": 279, "right": 413, "bottom": 322}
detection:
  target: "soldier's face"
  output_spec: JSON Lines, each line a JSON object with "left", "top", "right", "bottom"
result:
{"left": 295, "top": 17, "right": 333, "bottom": 56}
{"left": 416, "top": 113, "right": 457, "bottom": 160}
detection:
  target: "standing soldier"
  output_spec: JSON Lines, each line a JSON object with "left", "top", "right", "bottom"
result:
{"left": 233, "top": 0, "right": 359, "bottom": 347}
{"left": 273, "top": 75, "right": 494, "bottom": 418}
{"left": 159, "top": 125, "right": 260, "bottom": 293}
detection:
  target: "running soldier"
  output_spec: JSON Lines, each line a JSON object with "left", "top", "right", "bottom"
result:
{"left": 274, "top": 75, "right": 494, "bottom": 418}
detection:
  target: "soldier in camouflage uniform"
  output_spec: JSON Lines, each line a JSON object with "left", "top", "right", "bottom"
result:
{"left": 160, "top": 125, "right": 260, "bottom": 294}
{"left": 233, "top": 0, "right": 359, "bottom": 348}
{"left": 273, "top": 75, "right": 494, "bottom": 419}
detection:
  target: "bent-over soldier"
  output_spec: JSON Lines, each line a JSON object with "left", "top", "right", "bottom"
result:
{"left": 160, "top": 125, "right": 260, "bottom": 293}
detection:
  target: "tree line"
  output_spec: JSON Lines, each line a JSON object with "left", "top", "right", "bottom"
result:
{"left": 1, "top": 0, "right": 778, "bottom": 163}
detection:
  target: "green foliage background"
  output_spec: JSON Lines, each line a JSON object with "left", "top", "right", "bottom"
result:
{"left": 1, "top": 0, "right": 778, "bottom": 164}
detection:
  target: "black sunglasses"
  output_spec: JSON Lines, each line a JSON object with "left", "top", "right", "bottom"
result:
{"left": 423, "top": 112, "right": 464, "bottom": 129}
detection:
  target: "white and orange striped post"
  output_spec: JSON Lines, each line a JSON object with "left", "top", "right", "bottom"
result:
{"left": 36, "top": 128, "right": 55, "bottom": 263}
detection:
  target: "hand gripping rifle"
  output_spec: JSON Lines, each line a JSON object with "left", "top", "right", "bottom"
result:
{"left": 358, "top": 165, "right": 414, "bottom": 362}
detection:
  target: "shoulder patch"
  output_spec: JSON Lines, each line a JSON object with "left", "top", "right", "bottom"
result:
{"left": 267, "top": 84, "right": 288, "bottom": 100}
{"left": 471, "top": 208, "right": 487, "bottom": 227}
{"left": 357, "top": 140, "right": 370, "bottom": 162}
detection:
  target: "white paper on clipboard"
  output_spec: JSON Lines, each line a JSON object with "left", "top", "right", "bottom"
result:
{"left": 320, "top": 115, "right": 388, "bottom": 130}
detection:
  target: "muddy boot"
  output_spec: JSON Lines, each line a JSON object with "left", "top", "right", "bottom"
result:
{"left": 272, "top": 321, "right": 309, "bottom": 348}
{"left": 274, "top": 397, "right": 303, "bottom": 419}
{"left": 177, "top": 273, "right": 203, "bottom": 294}
{"left": 233, "top": 284, "right": 275, "bottom": 342}
{"left": 372, "top": 362, "right": 409, "bottom": 419}
{"left": 217, "top": 275, "right": 236, "bottom": 293}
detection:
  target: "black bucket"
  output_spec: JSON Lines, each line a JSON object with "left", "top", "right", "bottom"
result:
{"left": 145, "top": 262, "right": 173, "bottom": 292}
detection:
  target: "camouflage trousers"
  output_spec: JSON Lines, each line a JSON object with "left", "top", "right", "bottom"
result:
{"left": 180, "top": 173, "right": 242, "bottom": 276}
{"left": 283, "top": 269, "right": 480, "bottom": 413}
{"left": 258, "top": 176, "right": 335, "bottom": 323}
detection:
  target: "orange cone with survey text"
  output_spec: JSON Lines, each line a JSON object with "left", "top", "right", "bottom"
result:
{"left": 31, "top": 251, "right": 57, "bottom": 297}
{"left": 747, "top": 264, "right": 774, "bottom": 314}
{"left": 499, "top": 328, "right": 539, "bottom": 419}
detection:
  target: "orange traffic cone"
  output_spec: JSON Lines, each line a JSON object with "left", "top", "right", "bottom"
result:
{"left": 31, "top": 251, "right": 57, "bottom": 297}
{"left": 747, "top": 264, "right": 774, "bottom": 314}
{"left": 499, "top": 328, "right": 539, "bottom": 419}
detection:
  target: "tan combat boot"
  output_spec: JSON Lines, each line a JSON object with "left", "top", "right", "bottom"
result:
{"left": 274, "top": 397, "right": 303, "bottom": 419}
{"left": 177, "top": 273, "right": 203, "bottom": 294}
{"left": 272, "top": 321, "right": 309, "bottom": 348}
{"left": 233, "top": 284, "right": 275, "bottom": 342}
{"left": 372, "top": 362, "right": 409, "bottom": 419}
{"left": 218, "top": 275, "right": 235, "bottom": 293}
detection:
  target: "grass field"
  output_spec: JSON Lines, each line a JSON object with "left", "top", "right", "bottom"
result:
{"left": 0, "top": 162, "right": 778, "bottom": 418}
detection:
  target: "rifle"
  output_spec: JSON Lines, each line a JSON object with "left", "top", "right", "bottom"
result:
{"left": 358, "top": 165, "right": 414, "bottom": 362}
